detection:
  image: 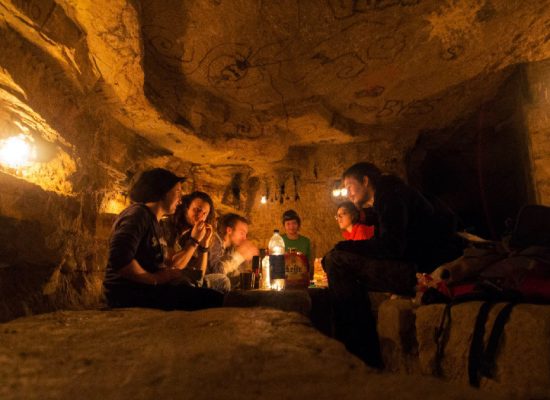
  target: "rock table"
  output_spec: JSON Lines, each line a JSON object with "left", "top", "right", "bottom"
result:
{"left": 223, "top": 289, "right": 313, "bottom": 315}
{"left": 223, "top": 288, "right": 333, "bottom": 336}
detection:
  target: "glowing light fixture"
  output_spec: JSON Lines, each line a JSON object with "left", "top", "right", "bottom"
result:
{"left": 260, "top": 195, "right": 267, "bottom": 204}
{"left": 0, "top": 135, "right": 35, "bottom": 168}
{"left": 332, "top": 179, "right": 348, "bottom": 199}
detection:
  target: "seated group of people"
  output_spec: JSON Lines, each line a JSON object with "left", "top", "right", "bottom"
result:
{"left": 102, "top": 169, "right": 314, "bottom": 308}
{"left": 103, "top": 162, "right": 461, "bottom": 369}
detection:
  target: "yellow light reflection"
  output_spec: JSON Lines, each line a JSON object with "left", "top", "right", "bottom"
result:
{"left": 0, "top": 135, "right": 35, "bottom": 168}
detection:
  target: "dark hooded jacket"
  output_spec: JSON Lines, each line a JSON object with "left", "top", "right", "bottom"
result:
{"left": 336, "top": 174, "right": 460, "bottom": 272}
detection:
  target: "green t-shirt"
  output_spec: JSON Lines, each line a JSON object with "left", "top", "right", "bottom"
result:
{"left": 282, "top": 234, "right": 311, "bottom": 266}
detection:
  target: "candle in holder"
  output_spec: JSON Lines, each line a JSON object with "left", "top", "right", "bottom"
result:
{"left": 271, "top": 279, "right": 285, "bottom": 291}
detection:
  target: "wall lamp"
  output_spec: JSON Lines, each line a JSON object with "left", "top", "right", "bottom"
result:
{"left": 332, "top": 179, "right": 348, "bottom": 198}
{"left": 0, "top": 134, "right": 36, "bottom": 168}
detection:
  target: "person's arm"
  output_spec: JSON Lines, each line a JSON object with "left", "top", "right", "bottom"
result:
{"left": 118, "top": 259, "right": 182, "bottom": 285}
{"left": 304, "top": 237, "right": 312, "bottom": 270}
{"left": 171, "top": 222, "right": 208, "bottom": 270}
{"left": 305, "top": 237, "right": 313, "bottom": 279}
{"left": 335, "top": 192, "right": 408, "bottom": 257}
{"left": 194, "top": 224, "right": 214, "bottom": 279}
{"left": 108, "top": 209, "right": 147, "bottom": 272}
{"left": 207, "top": 233, "right": 226, "bottom": 274}
{"left": 208, "top": 234, "right": 256, "bottom": 275}
{"left": 218, "top": 250, "right": 246, "bottom": 276}
{"left": 171, "top": 238, "right": 199, "bottom": 270}
{"left": 108, "top": 208, "right": 181, "bottom": 285}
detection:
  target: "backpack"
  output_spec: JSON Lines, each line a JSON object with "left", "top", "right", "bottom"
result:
{"left": 423, "top": 204, "right": 550, "bottom": 387}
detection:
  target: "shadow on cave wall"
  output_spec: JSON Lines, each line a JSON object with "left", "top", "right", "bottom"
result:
{"left": 407, "top": 65, "right": 535, "bottom": 240}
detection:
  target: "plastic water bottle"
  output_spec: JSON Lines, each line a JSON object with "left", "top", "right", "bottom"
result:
{"left": 261, "top": 251, "right": 270, "bottom": 289}
{"left": 268, "top": 229, "right": 286, "bottom": 290}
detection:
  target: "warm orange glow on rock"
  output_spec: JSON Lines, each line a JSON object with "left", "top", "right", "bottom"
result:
{"left": 0, "top": 134, "right": 34, "bottom": 168}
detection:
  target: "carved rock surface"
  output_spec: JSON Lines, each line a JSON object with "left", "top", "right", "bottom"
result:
{"left": 1, "top": 0, "right": 550, "bottom": 175}
{"left": 416, "top": 302, "right": 550, "bottom": 399}
{"left": 0, "top": 308, "right": 506, "bottom": 400}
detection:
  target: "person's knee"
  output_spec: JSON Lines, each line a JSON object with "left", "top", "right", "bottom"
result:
{"left": 204, "top": 274, "right": 231, "bottom": 294}
{"left": 323, "top": 250, "right": 347, "bottom": 279}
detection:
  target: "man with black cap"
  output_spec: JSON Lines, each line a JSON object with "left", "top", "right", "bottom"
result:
{"left": 103, "top": 168, "right": 223, "bottom": 310}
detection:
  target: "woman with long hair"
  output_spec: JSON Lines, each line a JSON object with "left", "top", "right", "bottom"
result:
{"left": 167, "top": 191, "right": 230, "bottom": 293}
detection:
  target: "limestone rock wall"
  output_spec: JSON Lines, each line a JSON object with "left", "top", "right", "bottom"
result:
{"left": 0, "top": 172, "right": 106, "bottom": 322}
{"left": 407, "top": 65, "right": 535, "bottom": 238}
{"left": 523, "top": 59, "right": 550, "bottom": 205}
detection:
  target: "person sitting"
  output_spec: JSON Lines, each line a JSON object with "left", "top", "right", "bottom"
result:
{"left": 209, "top": 213, "right": 259, "bottom": 288}
{"left": 324, "top": 162, "right": 460, "bottom": 368}
{"left": 165, "top": 191, "right": 231, "bottom": 293}
{"left": 335, "top": 201, "right": 374, "bottom": 241}
{"left": 281, "top": 209, "right": 312, "bottom": 269}
{"left": 103, "top": 168, "right": 223, "bottom": 310}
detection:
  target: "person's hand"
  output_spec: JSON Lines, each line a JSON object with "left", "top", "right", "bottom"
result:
{"left": 155, "top": 268, "right": 182, "bottom": 284}
{"left": 191, "top": 221, "right": 207, "bottom": 243}
{"left": 236, "top": 240, "right": 259, "bottom": 261}
{"left": 200, "top": 224, "right": 214, "bottom": 248}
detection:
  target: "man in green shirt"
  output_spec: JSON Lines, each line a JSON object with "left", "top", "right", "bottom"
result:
{"left": 281, "top": 210, "right": 312, "bottom": 275}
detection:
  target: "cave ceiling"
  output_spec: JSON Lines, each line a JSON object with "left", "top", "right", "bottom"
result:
{"left": 1, "top": 0, "right": 550, "bottom": 190}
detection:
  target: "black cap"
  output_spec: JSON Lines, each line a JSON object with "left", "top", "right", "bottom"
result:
{"left": 129, "top": 168, "right": 186, "bottom": 203}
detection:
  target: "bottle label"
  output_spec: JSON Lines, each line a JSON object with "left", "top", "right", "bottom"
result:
{"left": 284, "top": 252, "right": 309, "bottom": 288}
{"left": 269, "top": 255, "right": 285, "bottom": 280}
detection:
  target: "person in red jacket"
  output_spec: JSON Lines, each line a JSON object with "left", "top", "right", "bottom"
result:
{"left": 336, "top": 201, "right": 374, "bottom": 241}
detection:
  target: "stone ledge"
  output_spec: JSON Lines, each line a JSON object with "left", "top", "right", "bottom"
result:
{"left": 0, "top": 308, "right": 504, "bottom": 400}
{"left": 377, "top": 299, "right": 419, "bottom": 374}
{"left": 377, "top": 299, "right": 550, "bottom": 399}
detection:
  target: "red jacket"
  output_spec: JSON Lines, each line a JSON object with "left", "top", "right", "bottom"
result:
{"left": 342, "top": 223, "right": 374, "bottom": 241}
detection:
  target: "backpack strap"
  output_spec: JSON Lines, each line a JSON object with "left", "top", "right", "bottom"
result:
{"left": 468, "top": 301, "right": 494, "bottom": 387}
{"left": 468, "top": 301, "right": 518, "bottom": 387}
{"left": 434, "top": 302, "right": 453, "bottom": 376}
{"left": 480, "top": 302, "right": 517, "bottom": 379}
{"left": 434, "top": 292, "right": 491, "bottom": 376}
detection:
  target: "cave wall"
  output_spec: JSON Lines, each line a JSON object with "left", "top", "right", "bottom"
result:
{"left": 523, "top": 59, "right": 550, "bottom": 205}
{"left": 407, "top": 65, "right": 536, "bottom": 238}
{"left": 0, "top": 172, "right": 106, "bottom": 322}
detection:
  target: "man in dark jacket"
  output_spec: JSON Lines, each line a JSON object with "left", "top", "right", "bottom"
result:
{"left": 324, "top": 162, "right": 460, "bottom": 367}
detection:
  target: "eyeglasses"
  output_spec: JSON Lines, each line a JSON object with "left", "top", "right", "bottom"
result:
{"left": 334, "top": 212, "right": 348, "bottom": 220}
